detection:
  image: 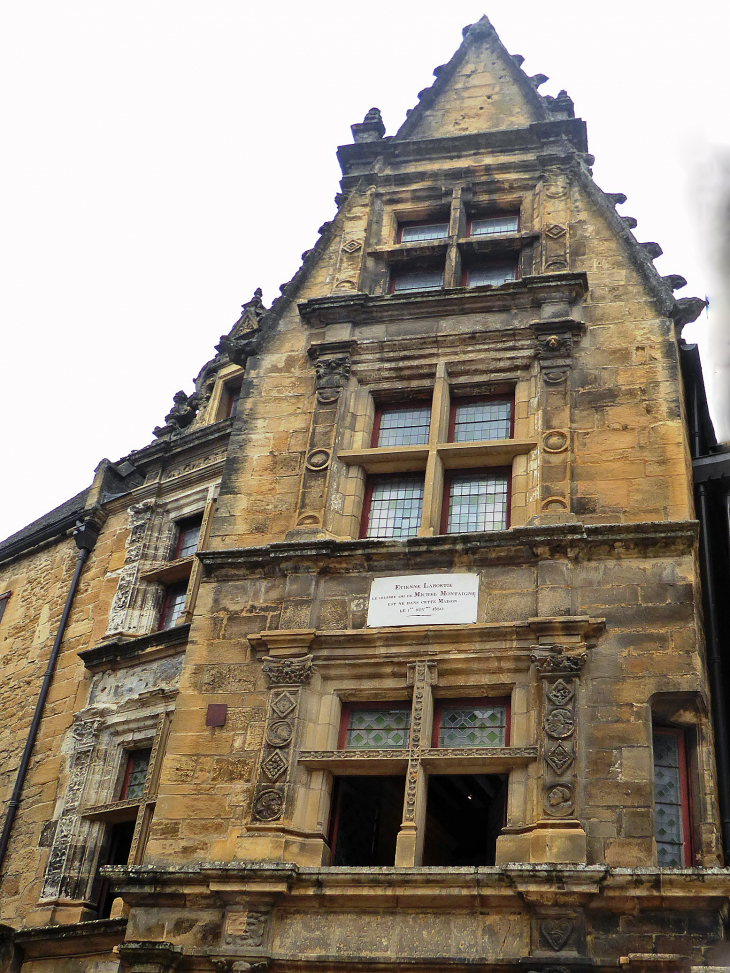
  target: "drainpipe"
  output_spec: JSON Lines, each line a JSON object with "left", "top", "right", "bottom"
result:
{"left": 0, "top": 519, "right": 99, "bottom": 873}
{"left": 691, "top": 385, "right": 730, "bottom": 862}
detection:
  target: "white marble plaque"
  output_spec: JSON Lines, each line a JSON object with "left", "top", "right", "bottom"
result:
{"left": 366, "top": 574, "right": 479, "bottom": 627}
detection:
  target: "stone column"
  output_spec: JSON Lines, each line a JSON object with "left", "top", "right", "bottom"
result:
{"left": 395, "top": 661, "right": 436, "bottom": 867}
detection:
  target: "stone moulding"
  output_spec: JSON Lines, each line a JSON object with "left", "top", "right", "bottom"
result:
{"left": 197, "top": 520, "right": 698, "bottom": 577}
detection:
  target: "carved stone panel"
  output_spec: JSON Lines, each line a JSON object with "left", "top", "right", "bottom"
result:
{"left": 250, "top": 657, "right": 313, "bottom": 824}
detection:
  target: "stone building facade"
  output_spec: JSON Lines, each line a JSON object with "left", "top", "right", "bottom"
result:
{"left": 0, "top": 15, "right": 728, "bottom": 973}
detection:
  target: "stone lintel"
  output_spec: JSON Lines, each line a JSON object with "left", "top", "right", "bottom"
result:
{"left": 13, "top": 917, "right": 127, "bottom": 958}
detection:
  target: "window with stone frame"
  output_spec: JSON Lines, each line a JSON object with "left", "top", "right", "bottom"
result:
{"left": 466, "top": 213, "right": 520, "bottom": 237}
{"left": 340, "top": 375, "right": 529, "bottom": 541}
{"left": 462, "top": 260, "right": 518, "bottom": 288}
{"left": 158, "top": 582, "right": 188, "bottom": 631}
{"left": 653, "top": 726, "right": 693, "bottom": 867}
{"left": 397, "top": 219, "right": 450, "bottom": 243}
{"left": 389, "top": 264, "right": 445, "bottom": 294}
{"left": 172, "top": 513, "right": 203, "bottom": 560}
{"left": 40, "top": 671, "right": 179, "bottom": 916}
{"left": 320, "top": 688, "right": 515, "bottom": 868}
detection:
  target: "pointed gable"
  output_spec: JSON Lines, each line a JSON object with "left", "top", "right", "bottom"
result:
{"left": 395, "top": 17, "right": 548, "bottom": 141}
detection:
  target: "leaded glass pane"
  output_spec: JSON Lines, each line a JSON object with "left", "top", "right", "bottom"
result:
{"left": 161, "top": 586, "right": 187, "bottom": 630}
{"left": 438, "top": 705, "right": 507, "bottom": 747}
{"left": 366, "top": 476, "right": 424, "bottom": 539}
{"left": 470, "top": 215, "right": 519, "bottom": 237}
{"left": 400, "top": 223, "right": 449, "bottom": 242}
{"left": 653, "top": 731, "right": 685, "bottom": 866}
{"left": 177, "top": 521, "right": 201, "bottom": 557}
{"left": 346, "top": 708, "right": 411, "bottom": 749}
{"left": 393, "top": 269, "right": 444, "bottom": 292}
{"left": 446, "top": 473, "right": 508, "bottom": 534}
{"left": 466, "top": 263, "right": 516, "bottom": 287}
{"left": 377, "top": 406, "right": 431, "bottom": 447}
{"left": 453, "top": 400, "right": 511, "bottom": 442}
{"left": 123, "top": 749, "right": 151, "bottom": 800}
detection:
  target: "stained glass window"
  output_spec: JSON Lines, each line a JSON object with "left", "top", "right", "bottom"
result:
{"left": 446, "top": 472, "right": 509, "bottom": 533}
{"left": 437, "top": 704, "right": 507, "bottom": 748}
{"left": 654, "top": 729, "right": 688, "bottom": 866}
{"left": 365, "top": 476, "right": 424, "bottom": 539}
{"left": 376, "top": 406, "right": 431, "bottom": 447}
{"left": 121, "top": 749, "right": 151, "bottom": 800}
{"left": 452, "top": 400, "right": 512, "bottom": 442}
{"left": 469, "top": 215, "right": 519, "bottom": 237}
{"left": 400, "top": 222, "right": 450, "bottom": 242}
{"left": 345, "top": 708, "right": 411, "bottom": 749}
{"left": 392, "top": 269, "right": 444, "bottom": 292}
{"left": 465, "top": 263, "right": 517, "bottom": 287}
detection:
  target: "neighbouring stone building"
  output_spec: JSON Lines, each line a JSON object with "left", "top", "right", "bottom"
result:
{"left": 1, "top": 14, "right": 729, "bottom": 973}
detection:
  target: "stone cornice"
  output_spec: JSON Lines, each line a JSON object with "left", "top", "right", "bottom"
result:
{"left": 78, "top": 623, "right": 190, "bottom": 672}
{"left": 198, "top": 521, "right": 698, "bottom": 577}
{"left": 298, "top": 273, "right": 588, "bottom": 328}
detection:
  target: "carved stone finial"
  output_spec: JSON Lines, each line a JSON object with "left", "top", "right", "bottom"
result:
{"left": 530, "top": 73, "right": 549, "bottom": 88}
{"left": 544, "top": 90, "right": 574, "bottom": 119}
{"left": 606, "top": 192, "right": 627, "bottom": 206}
{"left": 153, "top": 389, "right": 200, "bottom": 438}
{"left": 672, "top": 295, "right": 708, "bottom": 336}
{"left": 640, "top": 241, "right": 663, "bottom": 260}
{"left": 351, "top": 107, "right": 385, "bottom": 143}
{"left": 215, "top": 289, "right": 266, "bottom": 365}
{"left": 663, "top": 274, "right": 688, "bottom": 292}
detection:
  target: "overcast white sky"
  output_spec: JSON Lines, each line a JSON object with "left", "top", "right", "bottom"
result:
{"left": 1, "top": 1, "right": 728, "bottom": 542}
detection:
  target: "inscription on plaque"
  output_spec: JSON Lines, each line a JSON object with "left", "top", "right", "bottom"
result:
{"left": 366, "top": 574, "right": 479, "bottom": 627}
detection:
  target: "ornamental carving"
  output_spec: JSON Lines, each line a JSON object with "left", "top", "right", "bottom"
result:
{"left": 262, "top": 656, "right": 314, "bottom": 686}
{"left": 536, "top": 645, "right": 585, "bottom": 821}
{"left": 546, "top": 742, "right": 574, "bottom": 775}
{"left": 544, "top": 783, "right": 574, "bottom": 817}
{"left": 313, "top": 356, "right": 351, "bottom": 392}
{"left": 305, "top": 448, "right": 331, "bottom": 471}
{"left": 531, "top": 648, "right": 587, "bottom": 675}
{"left": 252, "top": 789, "right": 284, "bottom": 822}
{"left": 541, "top": 917, "right": 574, "bottom": 952}
{"left": 547, "top": 679, "right": 574, "bottom": 706}
{"left": 266, "top": 720, "right": 294, "bottom": 747}
{"left": 543, "top": 430, "right": 568, "bottom": 453}
{"left": 544, "top": 708, "right": 575, "bottom": 739}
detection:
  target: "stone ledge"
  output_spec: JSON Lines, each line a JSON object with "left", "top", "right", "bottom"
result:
{"left": 78, "top": 624, "right": 190, "bottom": 671}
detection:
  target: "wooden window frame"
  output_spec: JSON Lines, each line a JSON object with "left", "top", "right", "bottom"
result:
{"left": 465, "top": 213, "right": 521, "bottom": 237}
{"left": 653, "top": 725, "right": 694, "bottom": 867}
{"left": 371, "top": 400, "right": 432, "bottom": 448}
{"left": 396, "top": 218, "right": 450, "bottom": 244}
{"left": 448, "top": 394, "right": 515, "bottom": 443}
{"left": 224, "top": 379, "right": 243, "bottom": 418}
{"left": 431, "top": 697, "right": 511, "bottom": 748}
{"left": 388, "top": 263, "right": 446, "bottom": 295}
{"left": 338, "top": 701, "right": 412, "bottom": 750}
{"left": 157, "top": 582, "right": 188, "bottom": 631}
{"left": 359, "top": 473, "right": 426, "bottom": 540}
{"left": 172, "top": 514, "right": 203, "bottom": 560}
{"left": 440, "top": 466, "right": 512, "bottom": 536}
{"left": 118, "top": 748, "right": 153, "bottom": 801}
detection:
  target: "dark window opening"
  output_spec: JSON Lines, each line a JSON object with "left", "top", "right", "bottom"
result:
{"left": 97, "top": 818, "right": 136, "bottom": 918}
{"left": 423, "top": 773, "right": 507, "bottom": 866}
{"left": 0, "top": 591, "right": 9, "bottom": 626}
{"left": 329, "top": 776, "right": 405, "bottom": 866}
{"left": 225, "top": 381, "right": 243, "bottom": 418}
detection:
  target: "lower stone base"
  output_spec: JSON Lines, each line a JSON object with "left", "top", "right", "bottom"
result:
{"left": 496, "top": 819, "right": 587, "bottom": 864}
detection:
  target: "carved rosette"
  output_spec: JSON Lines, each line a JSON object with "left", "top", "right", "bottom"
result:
{"left": 532, "top": 646, "right": 586, "bottom": 820}
{"left": 250, "top": 657, "right": 313, "bottom": 823}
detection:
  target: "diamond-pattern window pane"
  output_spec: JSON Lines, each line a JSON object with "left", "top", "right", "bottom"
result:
{"left": 346, "top": 708, "right": 411, "bottom": 749}
{"left": 366, "top": 476, "right": 424, "bottom": 539}
{"left": 453, "top": 401, "right": 511, "bottom": 443}
{"left": 653, "top": 731, "right": 685, "bottom": 866}
{"left": 470, "top": 215, "right": 519, "bottom": 237}
{"left": 377, "top": 406, "right": 431, "bottom": 447}
{"left": 400, "top": 223, "right": 450, "bottom": 242}
{"left": 122, "top": 749, "right": 151, "bottom": 800}
{"left": 446, "top": 473, "right": 508, "bottom": 534}
{"left": 466, "top": 263, "right": 517, "bottom": 287}
{"left": 438, "top": 705, "right": 507, "bottom": 748}
{"left": 393, "top": 269, "right": 444, "bottom": 292}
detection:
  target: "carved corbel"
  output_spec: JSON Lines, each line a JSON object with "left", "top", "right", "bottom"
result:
{"left": 307, "top": 341, "right": 355, "bottom": 404}
{"left": 117, "top": 941, "right": 183, "bottom": 973}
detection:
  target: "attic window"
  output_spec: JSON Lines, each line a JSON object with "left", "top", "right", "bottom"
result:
{"left": 398, "top": 221, "right": 450, "bottom": 243}
{"left": 468, "top": 215, "right": 519, "bottom": 237}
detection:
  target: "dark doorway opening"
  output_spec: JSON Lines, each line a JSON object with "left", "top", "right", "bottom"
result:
{"left": 423, "top": 774, "right": 507, "bottom": 866}
{"left": 97, "top": 819, "right": 136, "bottom": 918}
{"left": 329, "top": 776, "right": 405, "bottom": 866}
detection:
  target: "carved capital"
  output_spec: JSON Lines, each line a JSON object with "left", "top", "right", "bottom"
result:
{"left": 261, "top": 655, "right": 314, "bottom": 686}
{"left": 531, "top": 646, "right": 587, "bottom": 675}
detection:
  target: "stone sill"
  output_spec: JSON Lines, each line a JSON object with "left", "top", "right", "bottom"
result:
{"left": 78, "top": 623, "right": 190, "bottom": 672}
